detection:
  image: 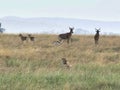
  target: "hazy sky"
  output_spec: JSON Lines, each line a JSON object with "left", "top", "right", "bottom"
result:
{"left": 0, "top": 0, "right": 120, "bottom": 21}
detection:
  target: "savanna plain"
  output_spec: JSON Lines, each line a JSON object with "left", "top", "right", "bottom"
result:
{"left": 0, "top": 34, "right": 120, "bottom": 90}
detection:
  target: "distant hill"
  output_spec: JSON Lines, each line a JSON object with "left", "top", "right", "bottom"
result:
{"left": 0, "top": 16, "right": 120, "bottom": 35}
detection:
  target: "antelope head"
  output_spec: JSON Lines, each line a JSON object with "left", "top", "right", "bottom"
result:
{"left": 95, "top": 28, "right": 101, "bottom": 33}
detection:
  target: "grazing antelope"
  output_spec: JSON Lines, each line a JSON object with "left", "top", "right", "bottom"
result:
{"left": 61, "top": 58, "right": 71, "bottom": 68}
{"left": 58, "top": 27, "right": 74, "bottom": 44}
{"left": 19, "top": 34, "right": 27, "bottom": 42}
{"left": 94, "top": 28, "right": 100, "bottom": 45}
{"left": 28, "top": 34, "right": 35, "bottom": 42}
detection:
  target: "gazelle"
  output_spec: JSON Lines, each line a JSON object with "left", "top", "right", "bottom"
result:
{"left": 94, "top": 28, "right": 100, "bottom": 45}
{"left": 58, "top": 27, "right": 74, "bottom": 44}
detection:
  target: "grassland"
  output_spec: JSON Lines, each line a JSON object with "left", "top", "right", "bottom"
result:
{"left": 0, "top": 34, "right": 120, "bottom": 90}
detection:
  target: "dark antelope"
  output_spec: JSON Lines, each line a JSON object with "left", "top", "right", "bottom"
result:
{"left": 94, "top": 28, "right": 100, "bottom": 45}
{"left": 19, "top": 34, "right": 27, "bottom": 42}
{"left": 28, "top": 34, "right": 35, "bottom": 42}
{"left": 58, "top": 27, "right": 74, "bottom": 44}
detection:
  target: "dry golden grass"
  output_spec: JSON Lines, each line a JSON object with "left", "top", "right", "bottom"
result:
{"left": 0, "top": 34, "right": 120, "bottom": 67}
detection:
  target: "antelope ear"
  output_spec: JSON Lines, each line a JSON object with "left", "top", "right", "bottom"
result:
{"left": 98, "top": 28, "right": 101, "bottom": 32}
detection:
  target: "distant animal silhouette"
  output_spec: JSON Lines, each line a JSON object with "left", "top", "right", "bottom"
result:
{"left": 28, "top": 34, "right": 35, "bottom": 42}
{"left": 94, "top": 28, "right": 100, "bottom": 45}
{"left": 19, "top": 34, "right": 27, "bottom": 42}
{"left": 61, "top": 58, "right": 71, "bottom": 68}
{"left": 58, "top": 27, "right": 74, "bottom": 44}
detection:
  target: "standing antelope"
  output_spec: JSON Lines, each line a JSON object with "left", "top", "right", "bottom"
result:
{"left": 28, "top": 34, "right": 35, "bottom": 42}
{"left": 58, "top": 27, "right": 74, "bottom": 44}
{"left": 94, "top": 28, "right": 100, "bottom": 45}
{"left": 19, "top": 34, "right": 27, "bottom": 42}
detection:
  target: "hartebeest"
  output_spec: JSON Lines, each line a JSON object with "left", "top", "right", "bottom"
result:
{"left": 94, "top": 28, "right": 100, "bottom": 45}
{"left": 58, "top": 27, "right": 74, "bottom": 44}
{"left": 19, "top": 34, "right": 27, "bottom": 42}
